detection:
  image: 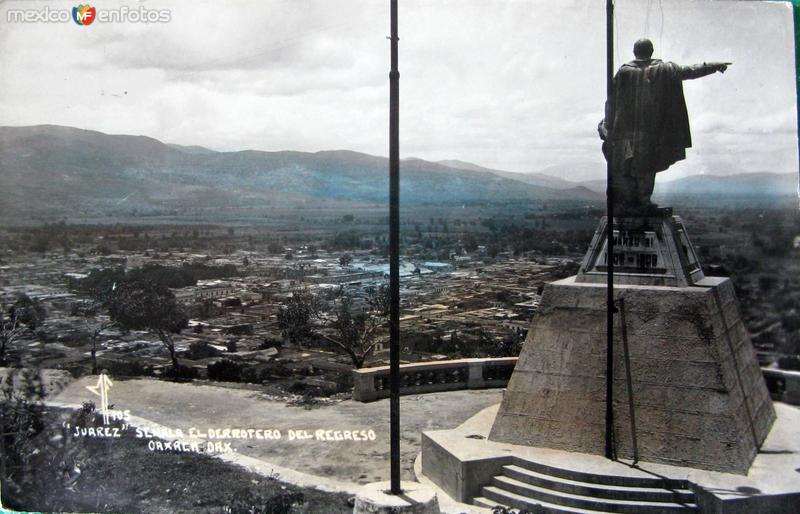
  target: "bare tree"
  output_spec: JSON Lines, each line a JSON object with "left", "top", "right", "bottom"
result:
{"left": 73, "top": 272, "right": 120, "bottom": 374}
{"left": 73, "top": 301, "right": 115, "bottom": 375}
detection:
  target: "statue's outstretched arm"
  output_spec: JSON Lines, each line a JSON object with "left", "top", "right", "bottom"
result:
{"left": 679, "top": 62, "right": 731, "bottom": 80}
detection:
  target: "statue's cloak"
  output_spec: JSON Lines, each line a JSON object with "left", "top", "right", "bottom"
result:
{"left": 605, "top": 59, "right": 692, "bottom": 175}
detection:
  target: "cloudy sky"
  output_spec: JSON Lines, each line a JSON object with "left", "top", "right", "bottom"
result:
{"left": 0, "top": 0, "right": 796, "bottom": 181}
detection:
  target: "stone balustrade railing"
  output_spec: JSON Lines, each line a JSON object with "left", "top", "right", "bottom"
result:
{"left": 352, "top": 358, "right": 800, "bottom": 406}
{"left": 763, "top": 367, "right": 800, "bottom": 406}
{"left": 352, "top": 357, "right": 517, "bottom": 402}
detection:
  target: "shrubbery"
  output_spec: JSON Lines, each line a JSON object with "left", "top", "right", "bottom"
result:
{"left": 286, "top": 379, "right": 343, "bottom": 397}
{"left": 0, "top": 368, "right": 46, "bottom": 500}
{"left": 164, "top": 364, "right": 199, "bottom": 381}
{"left": 71, "top": 263, "right": 239, "bottom": 294}
{"left": 225, "top": 486, "right": 305, "bottom": 514}
{"left": 99, "top": 359, "right": 153, "bottom": 377}
{"left": 207, "top": 359, "right": 242, "bottom": 382}
{"left": 240, "top": 366, "right": 264, "bottom": 384}
{"left": 185, "top": 341, "right": 221, "bottom": 360}
{"left": 205, "top": 360, "right": 301, "bottom": 384}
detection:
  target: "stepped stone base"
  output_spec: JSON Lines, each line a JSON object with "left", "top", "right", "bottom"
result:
{"left": 488, "top": 275, "right": 775, "bottom": 475}
{"left": 419, "top": 403, "right": 800, "bottom": 513}
{"left": 473, "top": 462, "right": 697, "bottom": 513}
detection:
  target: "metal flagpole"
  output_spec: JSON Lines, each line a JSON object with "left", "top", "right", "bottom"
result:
{"left": 388, "top": 0, "right": 402, "bottom": 494}
{"left": 605, "top": 0, "right": 616, "bottom": 461}
{"left": 792, "top": 1, "right": 800, "bottom": 209}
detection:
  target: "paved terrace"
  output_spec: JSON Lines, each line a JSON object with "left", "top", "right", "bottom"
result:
{"left": 50, "top": 376, "right": 502, "bottom": 490}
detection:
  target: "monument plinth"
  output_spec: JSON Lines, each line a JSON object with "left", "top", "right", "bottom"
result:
{"left": 419, "top": 41, "right": 794, "bottom": 511}
{"left": 576, "top": 211, "right": 704, "bottom": 287}
{"left": 488, "top": 213, "right": 775, "bottom": 475}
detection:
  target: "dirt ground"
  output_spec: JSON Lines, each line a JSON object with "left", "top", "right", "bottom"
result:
{"left": 50, "top": 376, "right": 504, "bottom": 485}
{"left": 3, "top": 407, "right": 354, "bottom": 514}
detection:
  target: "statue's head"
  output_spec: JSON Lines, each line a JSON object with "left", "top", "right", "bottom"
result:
{"left": 633, "top": 38, "right": 654, "bottom": 59}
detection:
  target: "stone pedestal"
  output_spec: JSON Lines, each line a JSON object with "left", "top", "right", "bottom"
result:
{"left": 577, "top": 213, "right": 705, "bottom": 287}
{"left": 488, "top": 213, "right": 776, "bottom": 475}
{"left": 352, "top": 481, "right": 439, "bottom": 514}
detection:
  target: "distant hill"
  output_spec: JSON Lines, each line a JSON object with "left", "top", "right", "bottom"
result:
{"left": 166, "top": 143, "right": 218, "bottom": 155}
{"left": 655, "top": 172, "right": 798, "bottom": 199}
{"left": 440, "top": 161, "right": 799, "bottom": 200}
{"left": 533, "top": 162, "right": 607, "bottom": 185}
{"left": 0, "top": 125, "right": 601, "bottom": 220}
{"left": 578, "top": 179, "right": 607, "bottom": 193}
{"left": 579, "top": 173, "right": 799, "bottom": 198}
{"left": 438, "top": 159, "right": 582, "bottom": 191}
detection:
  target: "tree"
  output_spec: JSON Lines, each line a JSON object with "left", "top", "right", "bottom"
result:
{"left": 276, "top": 289, "right": 319, "bottom": 347}
{"left": 69, "top": 266, "right": 125, "bottom": 294}
{"left": 29, "top": 234, "right": 49, "bottom": 253}
{"left": 462, "top": 234, "right": 478, "bottom": 253}
{"left": 73, "top": 301, "right": 114, "bottom": 375}
{"left": 327, "top": 230, "right": 361, "bottom": 251}
{"left": 277, "top": 286, "right": 389, "bottom": 368}
{"left": 494, "top": 329, "right": 525, "bottom": 357}
{"left": 0, "top": 368, "right": 46, "bottom": 494}
{"left": 339, "top": 254, "right": 353, "bottom": 267}
{"left": 0, "top": 295, "right": 46, "bottom": 365}
{"left": 322, "top": 287, "right": 389, "bottom": 368}
{"left": 107, "top": 279, "right": 188, "bottom": 371}
{"left": 73, "top": 269, "right": 119, "bottom": 374}
{"left": 758, "top": 275, "right": 778, "bottom": 294}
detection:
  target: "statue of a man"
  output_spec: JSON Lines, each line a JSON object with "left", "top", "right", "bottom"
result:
{"left": 598, "top": 39, "right": 729, "bottom": 214}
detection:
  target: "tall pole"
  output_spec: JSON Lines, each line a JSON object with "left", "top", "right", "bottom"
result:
{"left": 388, "top": 0, "right": 402, "bottom": 494}
{"left": 793, "top": 1, "right": 800, "bottom": 209}
{"left": 605, "top": 0, "right": 616, "bottom": 461}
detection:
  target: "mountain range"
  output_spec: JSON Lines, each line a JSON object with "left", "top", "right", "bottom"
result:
{"left": 0, "top": 125, "right": 603, "bottom": 220}
{"left": 0, "top": 125, "right": 795, "bottom": 221}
